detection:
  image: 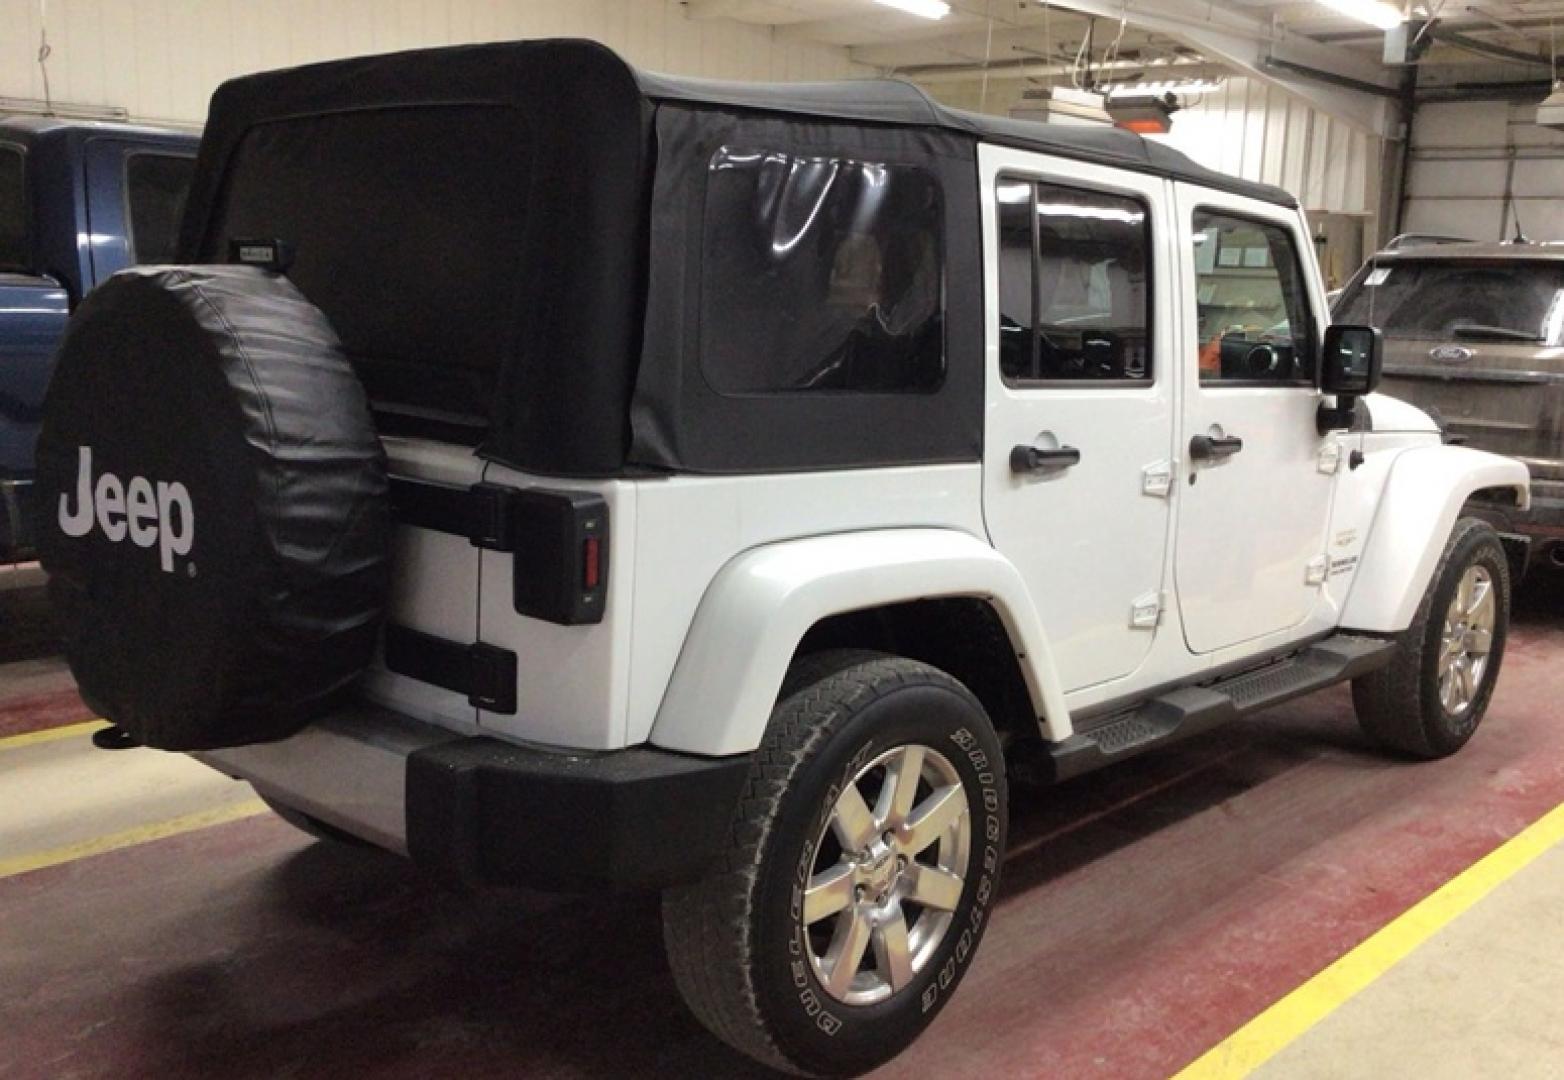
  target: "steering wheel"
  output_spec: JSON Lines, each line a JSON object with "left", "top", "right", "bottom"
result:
{"left": 1244, "top": 344, "right": 1279, "bottom": 377}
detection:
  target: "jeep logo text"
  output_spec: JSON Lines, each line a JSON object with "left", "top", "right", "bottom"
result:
{"left": 58, "top": 446, "right": 194, "bottom": 573}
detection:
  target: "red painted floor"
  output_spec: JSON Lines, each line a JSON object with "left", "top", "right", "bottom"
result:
{"left": 4, "top": 590, "right": 1564, "bottom": 1079}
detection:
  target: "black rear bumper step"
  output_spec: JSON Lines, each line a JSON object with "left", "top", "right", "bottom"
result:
{"left": 1039, "top": 634, "right": 1398, "bottom": 783}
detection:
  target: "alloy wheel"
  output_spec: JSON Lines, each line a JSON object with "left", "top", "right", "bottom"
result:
{"left": 801, "top": 743, "right": 971, "bottom": 1006}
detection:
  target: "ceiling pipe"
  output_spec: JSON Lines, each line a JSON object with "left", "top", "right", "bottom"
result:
{"left": 1259, "top": 55, "right": 1403, "bottom": 99}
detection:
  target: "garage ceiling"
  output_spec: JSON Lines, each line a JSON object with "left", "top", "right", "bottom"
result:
{"left": 685, "top": 0, "right": 1561, "bottom": 103}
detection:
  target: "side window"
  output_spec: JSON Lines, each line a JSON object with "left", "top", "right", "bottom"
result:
{"left": 1192, "top": 210, "right": 1316, "bottom": 384}
{"left": 125, "top": 153, "right": 195, "bottom": 265}
{"left": 700, "top": 147, "right": 944, "bottom": 395}
{"left": 995, "top": 177, "right": 1152, "bottom": 383}
{"left": 0, "top": 145, "right": 26, "bottom": 272}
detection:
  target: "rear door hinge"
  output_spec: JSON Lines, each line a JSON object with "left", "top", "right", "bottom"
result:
{"left": 1142, "top": 461, "right": 1174, "bottom": 498}
{"left": 1317, "top": 441, "right": 1342, "bottom": 476}
{"left": 1130, "top": 590, "right": 1164, "bottom": 628}
{"left": 1305, "top": 554, "right": 1329, "bottom": 586}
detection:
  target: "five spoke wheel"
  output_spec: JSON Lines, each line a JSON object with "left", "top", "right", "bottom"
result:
{"left": 802, "top": 743, "right": 971, "bottom": 1006}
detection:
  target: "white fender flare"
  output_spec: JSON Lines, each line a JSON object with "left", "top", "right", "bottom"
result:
{"left": 647, "top": 528, "right": 1071, "bottom": 757}
{"left": 1341, "top": 444, "right": 1529, "bottom": 633}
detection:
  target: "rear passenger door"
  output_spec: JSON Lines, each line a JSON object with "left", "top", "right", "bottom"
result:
{"left": 979, "top": 146, "right": 1178, "bottom": 693}
{"left": 82, "top": 140, "right": 195, "bottom": 284}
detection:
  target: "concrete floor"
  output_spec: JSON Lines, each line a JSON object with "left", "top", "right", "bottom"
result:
{"left": 3, "top": 583, "right": 1564, "bottom": 1078}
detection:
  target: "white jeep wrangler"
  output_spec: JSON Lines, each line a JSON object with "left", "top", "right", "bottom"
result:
{"left": 35, "top": 40, "right": 1529, "bottom": 1078}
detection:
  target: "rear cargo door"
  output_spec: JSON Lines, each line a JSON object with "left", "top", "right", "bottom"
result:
{"left": 358, "top": 438, "right": 484, "bottom": 732}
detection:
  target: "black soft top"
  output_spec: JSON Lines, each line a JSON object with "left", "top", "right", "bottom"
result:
{"left": 180, "top": 40, "right": 1295, "bottom": 478}
{"left": 636, "top": 71, "right": 1295, "bottom": 208}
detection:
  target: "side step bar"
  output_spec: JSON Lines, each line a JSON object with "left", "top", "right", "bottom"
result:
{"left": 1036, "top": 634, "right": 1398, "bottom": 784}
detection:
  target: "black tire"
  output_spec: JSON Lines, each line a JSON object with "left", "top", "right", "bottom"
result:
{"left": 662, "top": 650, "right": 1007, "bottom": 1077}
{"left": 260, "top": 795, "right": 373, "bottom": 848}
{"left": 1352, "top": 517, "right": 1510, "bottom": 758}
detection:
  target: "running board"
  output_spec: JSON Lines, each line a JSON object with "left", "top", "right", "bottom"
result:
{"left": 1036, "top": 634, "right": 1399, "bottom": 784}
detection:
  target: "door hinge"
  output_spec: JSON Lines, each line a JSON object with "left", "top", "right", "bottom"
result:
{"left": 1130, "top": 591, "right": 1163, "bottom": 628}
{"left": 1317, "top": 441, "right": 1342, "bottom": 476}
{"left": 383, "top": 624, "right": 519, "bottom": 714}
{"left": 1142, "top": 461, "right": 1174, "bottom": 498}
{"left": 1305, "top": 554, "right": 1329, "bottom": 586}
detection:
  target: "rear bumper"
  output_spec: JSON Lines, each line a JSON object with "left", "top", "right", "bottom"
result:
{"left": 194, "top": 704, "right": 751, "bottom": 893}
{"left": 1470, "top": 482, "right": 1564, "bottom": 571}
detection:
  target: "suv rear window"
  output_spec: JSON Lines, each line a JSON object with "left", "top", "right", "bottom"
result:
{"left": 1336, "top": 259, "right": 1564, "bottom": 345}
{"left": 699, "top": 148, "right": 944, "bottom": 395}
{"left": 0, "top": 145, "right": 26, "bottom": 272}
{"left": 126, "top": 153, "right": 195, "bottom": 265}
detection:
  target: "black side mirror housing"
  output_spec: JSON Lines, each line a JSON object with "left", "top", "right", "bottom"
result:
{"left": 1317, "top": 324, "right": 1383, "bottom": 433}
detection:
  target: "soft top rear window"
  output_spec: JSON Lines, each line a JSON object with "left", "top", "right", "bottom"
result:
{"left": 201, "top": 104, "right": 533, "bottom": 426}
{"left": 699, "top": 148, "right": 944, "bottom": 395}
{"left": 0, "top": 145, "right": 26, "bottom": 273}
{"left": 1337, "top": 259, "right": 1564, "bottom": 345}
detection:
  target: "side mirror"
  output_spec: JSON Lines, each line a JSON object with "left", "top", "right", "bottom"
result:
{"left": 1317, "top": 324, "right": 1382, "bottom": 433}
{"left": 1320, "top": 324, "right": 1382, "bottom": 396}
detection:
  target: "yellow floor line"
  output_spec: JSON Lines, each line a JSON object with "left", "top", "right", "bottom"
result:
{"left": 0, "top": 798, "right": 269, "bottom": 879}
{"left": 0, "top": 718, "right": 107, "bottom": 752}
{"left": 1175, "top": 800, "right": 1564, "bottom": 1079}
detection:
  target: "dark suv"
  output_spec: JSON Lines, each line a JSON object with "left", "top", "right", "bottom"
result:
{"left": 1335, "top": 239, "right": 1564, "bottom": 572}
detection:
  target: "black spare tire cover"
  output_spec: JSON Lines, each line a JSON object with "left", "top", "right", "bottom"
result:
{"left": 36, "top": 266, "right": 390, "bottom": 749}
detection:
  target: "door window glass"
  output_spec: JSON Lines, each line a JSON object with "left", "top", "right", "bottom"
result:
{"left": 125, "top": 153, "right": 195, "bottom": 265}
{"left": 996, "top": 178, "right": 1152, "bottom": 383}
{"left": 700, "top": 148, "right": 944, "bottom": 394}
{"left": 0, "top": 146, "right": 26, "bottom": 272}
{"left": 1192, "top": 211, "right": 1316, "bottom": 384}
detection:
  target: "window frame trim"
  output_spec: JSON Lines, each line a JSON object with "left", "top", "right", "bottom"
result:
{"left": 995, "top": 172, "right": 1157, "bottom": 390}
{"left": 121, "top": 148, "right": 196, "bottom": 268}
{"left": 0, "top": 140, "right": 32, "bottom": 275}
{"left": 1190, "top": 204, "right": 1320, "bottom": 390}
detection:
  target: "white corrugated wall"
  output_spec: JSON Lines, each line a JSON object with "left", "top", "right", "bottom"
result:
{"left": 0, "top": 0, "right": 863, "bottom": 126}
{"left": 1402, "top": 100, "right": 1564, "bottom": 244}
{"left": 1152, "top": 76, "right": 1380, "bottom": 220}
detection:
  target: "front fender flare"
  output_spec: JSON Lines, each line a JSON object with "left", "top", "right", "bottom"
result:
{"left": 647, "top": 528, "right": 1070, "bottom": 757}
{"left": 1341, "top": 444, "right": 1529, "bottom": 633}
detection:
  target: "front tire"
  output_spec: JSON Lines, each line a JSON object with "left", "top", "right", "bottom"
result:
{"left": 1353, "top": 517, "right": 1510, "bottom": 758}
{"left": 662, "top": 651, "right": 1007, "bottom": 1077}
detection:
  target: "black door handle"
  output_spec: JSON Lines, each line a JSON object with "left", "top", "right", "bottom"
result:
{"left": 1190, "top": 434, "right": 1243, "bottom": 461}
{"left": 1011, "top": 444, "right": 1082, "bottom": 473}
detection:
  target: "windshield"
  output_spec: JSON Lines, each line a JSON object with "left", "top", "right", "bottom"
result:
{"left": 0, "top": 145, "right": 26, "bottom": 272}
{"left": 1336, "top": 259, "right": 1564, "bottom": 345}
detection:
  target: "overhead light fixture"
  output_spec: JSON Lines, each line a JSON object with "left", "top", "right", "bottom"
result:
{"left": 873, "top": 0, "right": 951, "bottom": 19}
{"left": 1106, "top": 78, "right": 1227, "bottom": 98}
{"left": 1538, "top": 83, "right": 1564, "bottom": 130}
{"left": 1312, "top": 0, "right": 1404, "bottom": 31}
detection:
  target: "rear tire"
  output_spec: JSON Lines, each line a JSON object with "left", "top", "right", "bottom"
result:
{"left": 662, "top": 650, "right": 1007, "bottom": 1077}
{"left": 1352, "top": 517, "right": 1509, "bottom": 759}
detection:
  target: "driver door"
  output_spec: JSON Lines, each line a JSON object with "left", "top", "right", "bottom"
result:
{"left": 1173, "top": 185, "right": 1335, "bottom": 655}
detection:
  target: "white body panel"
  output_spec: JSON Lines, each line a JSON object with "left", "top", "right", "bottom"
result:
{"left": 626, "top": 465, "right": 988, "bottom": 746}
{"left": 1341, "top": 445, "right": 1529, "bottom": 632}
{"left": 977, "top": 145, "right": 1177, "bottom": 693}
{"left": 647, "top": 528, "right": 1068, "bottom": 756}
{"left": 475, "top": 464, "right": 638, "bottom": 750}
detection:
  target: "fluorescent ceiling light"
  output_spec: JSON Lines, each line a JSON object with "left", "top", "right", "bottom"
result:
{"left": 873, "top": 0, "right": 952, "bottom": 19}
{"left": 1312, "top": 0, "right": 1404, "bottom": 30}
{"left": 1107, "top": 78, "right": 1227, "bottom": 98}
